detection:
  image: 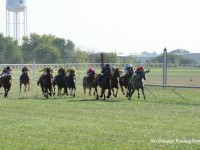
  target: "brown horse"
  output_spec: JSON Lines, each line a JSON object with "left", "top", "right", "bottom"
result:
{"left": 0, "top": 75, "right": 12, "bottom": 98}
{"left": 119, "top": 75, "right": 129, "bottom": 97}
{"left": 53, "top": 74, "right": 67, "bottom": 97}
{"left": 38, "top": 68, "right": 53, "bottom": 99}
{"left": 83, "top": 70, "right": 96, "bottom": 96}
{"left": 127, "top": 69, "right": 150, "bottom": 100}
{"left": 95, "top": 68, "right": 112, "bottom": 100}
{"left": 111, "top": 68, "right": 122, "bottom": 97}
{"left": 66, "top": 70, "right": 76, "bottom": 97}
{"left": 20, "top": 71, "right": 30, "bottom": 93}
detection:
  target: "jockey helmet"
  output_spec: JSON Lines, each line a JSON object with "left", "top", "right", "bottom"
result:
{"left": 111, "top": 66, "right": 116, "bottom": 70}
{"left": 127, "top": 64, "right": 132, "bottom": 68}
{"left": 49, "top": 66, "right": 53, "bottom": 70}
{"left": 89, "top": 67, "right": 94, "bottom": 71}
{"left": 106, "top": 64, "right": 110, "bottom": 67}
{"left": 71, "top": 67, "right": 75, "bottom": 71}
{"left": 6, "top": 66, "right": 11, "bottom": 70}
{"left": 60, "top": 66, "right": 64, "bottom": 69}
{"left": 140, "top": 66, "right": 144, "bottom": 71}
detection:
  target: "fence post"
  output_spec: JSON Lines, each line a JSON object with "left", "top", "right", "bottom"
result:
{"left": 163, "top": 48, "right": 167, "bottom": 89}
{"left": 32, "top": 58, "right": 35, "bottom": 77}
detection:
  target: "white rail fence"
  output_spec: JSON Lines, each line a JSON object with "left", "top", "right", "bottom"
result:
{"left": 1, "top": 63, "right": 200, "bottom": 70}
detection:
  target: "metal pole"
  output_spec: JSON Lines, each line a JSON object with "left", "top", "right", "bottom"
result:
{"left": 163, "top": 48, "right": 167, "bottom": 89}
{"left": 33, "top": 58, "right": 36, "bottom": 77}
{"left": 101, "top": 53, "right": 104, "bottom": 70}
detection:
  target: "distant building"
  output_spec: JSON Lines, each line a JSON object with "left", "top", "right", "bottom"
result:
{"left": 117, "top": 52, "right": 159, "bottom": 63}
{"left": 132, "top": 53, "right": 159, "bottom": 63}
{"left": 176, "top": 53, "right": 200, "bottom": 63}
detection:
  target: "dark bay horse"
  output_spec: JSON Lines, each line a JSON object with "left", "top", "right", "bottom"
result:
{"left": 20, "top": 71, "right": 30, "bottom": 93}
{"left": 119, "top": 75, "right": 129, "bottom": 97}
{"left": 37, "top": 68, "right": 53, "bottom": 99}
{"left": 95, "top": 68, "right": 112, "bottom": 100}
{"left": 53, "top": 74, "right": 67, "bottom": 97}
{"left": 0, "top": 75, "right": 12, "bottom": 98}
{"left": 127, "top": 69, "right": 150, "bottom": 100}
{"left": 111, "top": 68, "right": 122, "bottom": 97}
{"left": 66, "top": 70, "right": 76, "bottom": 97}
{"left": 83, "top": 70, "right": 96, "bottom": 96}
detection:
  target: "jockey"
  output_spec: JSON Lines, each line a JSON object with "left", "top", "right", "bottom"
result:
{"left": 98, "top": 64, "right": 110, "bottom": 81}
{"left": 1, "top": 66, "right": 12, "bottom": 77}
{"left": 58, "top": 66, "right": 66, "bottom": 76}
{"left": 20, "top": 66, "right": 30, "bottom": 80}
{"left": 39, "top": 66, "right": 54, "bottom": 76}
{"left": 86, "top": 67, "right": 95, "bottom": 77}
{"left": 102, "top": 64, "right": 110, "bottom": 74}
{"left": 37, "top": 66, "right": 53, "bottom": 86}
{"left": 110, "top": 65, "right": 116, "bottom": 74}
{"left": 124, "top": 64, "right": 134, "bottom": 75}
{"left": 135, "top": 66, "right": 144, "bottom": 76}
{"left": 124, "top": 64, "right": 134, "bottom": 84}
{"left": 21, "top": 66, "right": 30, "bottom": 74}
{"left": 66, "top": 67, "right": 76, "bottom": 77}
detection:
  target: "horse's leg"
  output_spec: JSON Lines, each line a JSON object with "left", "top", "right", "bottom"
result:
{"left": 107, "top": 89, "right": 112, "bottom": 99}
{"left": 112, "top": 88, "right": 115, "bottom": 97}
{"left": 64, "top": 86, "right": 68, "bottom": 96}
{"left": 83, "top": 86, "right": 86, "bottom": 95}
{"left": 137, "top": 89, "right": 140, "bottom": 99}
{"left": 72, "top": 88, "right": 75, "bottom": 97}
{"left": 100, "top": 88, "right": 105, "bottom": 98}
{"left": 20, "top": 82, "right": 22, "bottom": 93}
{"left": 115, "top": 88, "right": 118, "bottom": 97}
{"left": 57, "top": 87, "right": 60, "bottom": 97}
{"left": 89, "top": 87, "right": 92, "bottom": 96}
{"left": 95, "top": 85, "right": 99, "bottom": 100}
{"left": 28, "top": 82, "right": 30, "bottom": 91}
{"left": 120, "top": 84, "right": 125, "bottom": 95}
{"left": 141, "top": 87, "right": 146, "bottom": 100}
{"left": 4, "top": 88, "right": 7, "bottom": 98}
{"left": 24, "top": 84, "right": 27, "bottom": 92}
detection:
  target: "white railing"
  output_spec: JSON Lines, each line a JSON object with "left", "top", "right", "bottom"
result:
{"left": 1, "top": 63, "right": 200, "bottom": 69}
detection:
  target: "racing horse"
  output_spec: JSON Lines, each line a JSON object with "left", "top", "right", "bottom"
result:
{"left": 19, "top": 71, "right": 30, "bottom": 93}
{"left": 127, "top": 69, "right": 150, "bottom": 100}
{"left": 66, "top": 70, "right": 76, "bottom": 97}
{"left": 111, "top": 68, "right": 122, "bottom": 97}
{"left": 95, "top": 68, "right": 112, "bottom": 100}
{"left": 0, "top": 75, "right": 12, "bottom": 98}
{"left": 119, "top": 75, "right": 129, "bottom": 97}
{"left": 37, "top": 68, "right": 53, "bottom": 98}
{"left": 83, "top": 70, "right": 96, "bottom": 96}
{"left": 53, "top": 74, "right": 67, "bottom": 97}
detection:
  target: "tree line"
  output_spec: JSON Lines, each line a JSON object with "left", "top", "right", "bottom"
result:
{"left": 0, "top": 33, "right": 196, "bottom": 64}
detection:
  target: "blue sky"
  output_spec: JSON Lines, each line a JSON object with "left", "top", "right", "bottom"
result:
{"left": 1, "top": 0, "right": 200, "bottom": 54}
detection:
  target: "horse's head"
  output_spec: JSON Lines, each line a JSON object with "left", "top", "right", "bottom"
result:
{"left": 70, "top": 70, "right": 75, "bottom": 76}
{"left": 46, "top": 68, "right": 51, "bottom": 75}
{"left": 107, "top": 68, "right": 112, "bottom": 77}
{"left": 136, "top": 70, "right": 146, "bottom": 81}
{"left": 89, "top": 70, "right": 96, "bottom": 78}
{"left": 113, "top": 68, "right": 121, "bottom": 78}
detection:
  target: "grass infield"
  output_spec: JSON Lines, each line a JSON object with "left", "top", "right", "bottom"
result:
{"left": 0, "top": 67, "right": 200, "bottom": 149}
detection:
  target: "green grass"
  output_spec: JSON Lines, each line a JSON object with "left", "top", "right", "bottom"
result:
{"left": 0, "top": 67, "right": 200, "bottom": 149}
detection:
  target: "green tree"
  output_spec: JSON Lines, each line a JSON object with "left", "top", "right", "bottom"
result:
{"left": 35, "top": 44, "right": 61, "bottom": 63}
{"left": 75, "top": 49, "right": 88, "bottom": 63}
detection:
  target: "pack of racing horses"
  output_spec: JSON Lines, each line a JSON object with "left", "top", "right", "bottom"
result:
{"left": 83, "top": 67, "right": 150, "bottom": 100}
{"left": 0, "top": 67, "right": 150, "bottom": 100}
